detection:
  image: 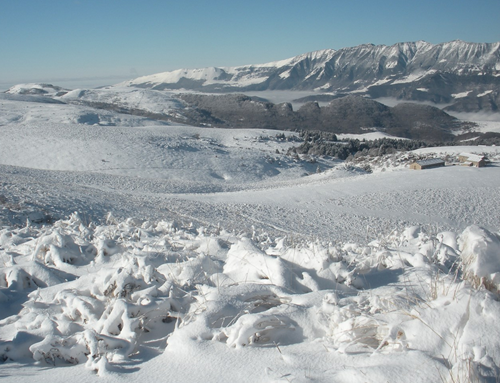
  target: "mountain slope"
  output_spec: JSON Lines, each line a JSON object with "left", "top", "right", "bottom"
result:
{"left": 122, "top": 40, "right": 500, "bottom": 95}
{"left": 123, "top": 49, "right": 336, "bottom": 91}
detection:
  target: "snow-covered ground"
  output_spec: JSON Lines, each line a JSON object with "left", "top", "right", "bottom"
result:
{"left": 336, "top": 131, "right": 405, "bottom": 140}
{"left": 1, "top": 88, "right": 500, "bottom": 382}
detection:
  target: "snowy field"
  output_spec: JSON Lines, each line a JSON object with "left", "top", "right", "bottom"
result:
{"left": 1, "top": 90, "right": 500, "bottom": 382}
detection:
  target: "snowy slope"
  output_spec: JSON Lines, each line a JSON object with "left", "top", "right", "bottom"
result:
{"left": 0, "top": 97, "right": 170, "bottom": 127}
{"left": 5, "top": 83, "right": 69, "bottom": 97}
{"left": 59, "top": 86, "right": 186, "bottom": 117}
{"left": 1, "top": 97, "right": 500, "bottom": 382}
{"left": 122, "top": 49, "right": 337, "bottom": 90}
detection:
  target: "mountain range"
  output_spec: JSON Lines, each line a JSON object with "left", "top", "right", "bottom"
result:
{"left": 123, "top": 40, "right": 500, "bottom": 113}
{"left": 4, "top": 40, "right": 500, "bottom": 142}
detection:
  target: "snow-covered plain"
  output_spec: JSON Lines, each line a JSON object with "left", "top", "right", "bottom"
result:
{"left": 1, "top": 89, "right": 500, "bottom": 382}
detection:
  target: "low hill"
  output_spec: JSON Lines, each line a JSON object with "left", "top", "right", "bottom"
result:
{"left": 178, "top": 94, "right": 471, "bottom": 141}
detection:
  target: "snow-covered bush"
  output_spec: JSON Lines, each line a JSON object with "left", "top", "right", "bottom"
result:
{"left": 458, "top": 225, "right": 500, "bottom": 292}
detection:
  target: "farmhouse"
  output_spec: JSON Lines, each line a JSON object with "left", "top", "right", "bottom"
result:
{"left": 410, "top": 158, "right": 445, "bottom": 170}
{"left": 458, "top": 153, "right": 486, "bottom": 167}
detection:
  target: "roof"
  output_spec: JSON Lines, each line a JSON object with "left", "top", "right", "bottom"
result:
{"left": 460, "top": 153, "right": 485, "bottom": 162}
{"left": 416, "top": 158, "right": 445, "bottom": 166}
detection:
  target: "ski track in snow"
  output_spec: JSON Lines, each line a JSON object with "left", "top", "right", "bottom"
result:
{"left": 3, "top": 162, "right": 500, "bottom": 243}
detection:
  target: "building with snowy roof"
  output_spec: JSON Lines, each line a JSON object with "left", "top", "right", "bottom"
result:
{"left": 409, "top": 158, "right": 445, "bottom": 170}
{"left": 458, "top": 153, "right": 486, "bottom": 167}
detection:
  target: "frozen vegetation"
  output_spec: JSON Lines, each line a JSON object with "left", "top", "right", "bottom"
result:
{"left": 2, "top": 214, "right": 500, "bottom": 382}
{"left": 1, "top": 84, "right": 500, "bottom": 382}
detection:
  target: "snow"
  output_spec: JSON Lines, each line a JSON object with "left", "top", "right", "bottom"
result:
{"left": 1, "top": 87, "right": 500, "bottom": 382}
{"left": 459, "top": 153, "right": 484, "bottom": 162}
{"left": 5, "top": 83, "right": 68, "bottom": 97}
{"left": 124, "top": 67, "right": 226, "bottom": 87}
{"left": 413, "top": 145, "right": 499, "bottom": 157}
{"left": 367, "top": 78, "right": 391, "bottom": 87}
{"left": 6, "top": 83, "right": 44, "bottom": 94}
{"left": 392, "top": 70, "right": 437, "bottom": 84}
{"left": 385, "top": 60, "right": 398, "bottom": 69}
{"left": 478, "top": 90, "right": 493, "bottom": 97}
{"left": 120, "top": 49, "right": 337, "bottom": 89}
{"left": 0, "top": 97, "right": 170, "bottom": 127}
{"left": 122, "top": 65, "right": 270, "bottom": 89}
{"left": 452, "top": 90, "right": 472, "bottom": 98}
{"left": 279, "top": 69, "right": 292, "bottom": 79}
{"left": 459, "top": 225, "right": 500, "bottom": 289}
{"left": 2, "top": 215, "right": 500, "bottom": 382}
{"left": 59, "top": 86, "right": 184, "bottom": 116}
{"left": 336, "top": 132, "right": 404, "bottom": 140}
{"left": 350, "top": 86, "right": 369, "bottom": 94}
{"left": 314, "top": 83, "right": 332, "bottom": 91}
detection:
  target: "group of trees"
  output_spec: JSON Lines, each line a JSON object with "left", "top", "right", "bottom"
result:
{"left": 286, "top": 131, "right": 445, "bottom": 160}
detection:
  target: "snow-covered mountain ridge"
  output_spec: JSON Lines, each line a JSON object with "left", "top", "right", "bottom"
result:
{"left": 5, "top": 41, "right": 500, "bottom": 114}
{"left": 124, "top": 49, "right": 338, "bottom": 90}
{"left": 120, "top": 40, "right": 500, "bottom": 113}
{"left": 123, "top": 40, "right": 499, "bottom": 91}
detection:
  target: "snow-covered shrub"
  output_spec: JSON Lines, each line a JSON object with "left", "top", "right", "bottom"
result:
{"left": 458, "top": 225, "right": 500, "bottom": 292}
{"left": 223, "top": 313, "right": 296, "bottom": 348}
{"left": 0, "top": 267, "right": 36, "bottom": 290}
{"left": 319, "top": 292, "right": 408, "bottom": 354}
{"left": 223, "top": 237, "right": 292, "bottom": 288}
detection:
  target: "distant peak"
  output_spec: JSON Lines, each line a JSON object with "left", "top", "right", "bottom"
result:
{"left": 296, "top": 48, "right": 336, "bottom": 59}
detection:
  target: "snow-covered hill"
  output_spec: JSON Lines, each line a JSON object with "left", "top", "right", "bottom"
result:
{"left": 59, "top": 87, "right": 186, "bottom": 118}
{"left": 5, "top": 83, "right": 69, "bottom": 97}
{"left": 0, "top": 94, "right": 171, "bottom": 127}
{"left": 1, "top": 93, "right": 500, "bottom": 382}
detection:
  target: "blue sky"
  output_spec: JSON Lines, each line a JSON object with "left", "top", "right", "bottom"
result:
{"left": 1, "top": 0, "right": 499, "bottom": 89}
